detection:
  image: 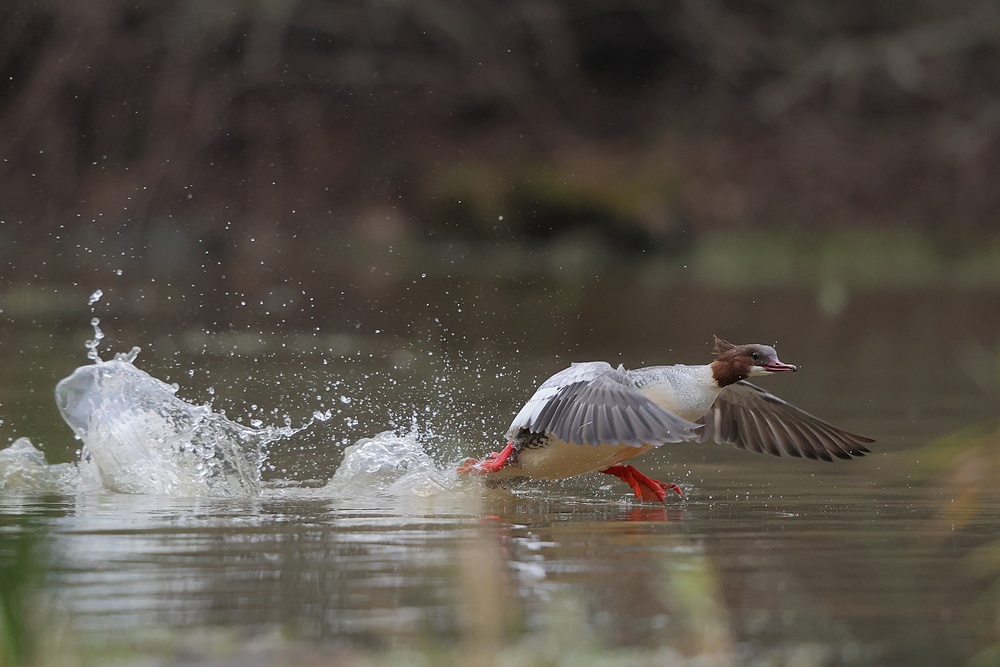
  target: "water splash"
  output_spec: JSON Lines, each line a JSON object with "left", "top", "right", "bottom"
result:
{"left": 85, "top": 317, "right": 105, "bottom": 362}
{"left": 0, "top": 438, "right": 80, "bottom": 493}
{"left": 31, "top": 301, "right": 507, "bottom": 499}
{"left": 55, "top": 359, "right": 289, "bottom": 496}
{"left": 323, "top": 430, "right": 467, "bottom": 501}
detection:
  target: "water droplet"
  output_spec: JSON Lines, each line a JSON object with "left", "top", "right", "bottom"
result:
{"left": 85, "top": 318, "right": 106, "bottom": 361}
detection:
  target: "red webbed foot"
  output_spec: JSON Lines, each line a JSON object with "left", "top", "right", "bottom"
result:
{"left": 601, "top": 464, "right": 682, "bottom": 502}
{"left": 458, "top": 442, "right": 515, "bottom": 474}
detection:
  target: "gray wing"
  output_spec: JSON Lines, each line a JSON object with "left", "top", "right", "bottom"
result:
{"left": 507, "top": 362, "right": 701, "bottom": 447}
{"left": 699, "top": 381, "right": 873, "bottom": 460}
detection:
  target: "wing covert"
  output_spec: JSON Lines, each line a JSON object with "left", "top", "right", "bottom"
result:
{"left": 507, "top": 362, "right": 701, "bottom": 447}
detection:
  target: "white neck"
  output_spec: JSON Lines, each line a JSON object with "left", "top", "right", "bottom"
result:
{"left": 629, "top": 364, "right": 722, "bottom": 422}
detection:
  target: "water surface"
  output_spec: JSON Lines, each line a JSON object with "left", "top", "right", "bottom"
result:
{"left": 1, "top": 274, "right": 998, "bottom": 666}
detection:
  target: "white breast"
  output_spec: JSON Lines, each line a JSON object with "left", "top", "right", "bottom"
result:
{"left": 516, "top": 437, "right": 652, "bottom": 479}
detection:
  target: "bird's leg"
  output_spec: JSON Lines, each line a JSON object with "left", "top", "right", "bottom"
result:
{"left": 601, "top": 465, "right": 682, "bottom": 502}
{"left": 458, "top": 442, "right": 515, "bottom": 474}
{"left": 601, "top": 465, "right": 662, "bottom": 501}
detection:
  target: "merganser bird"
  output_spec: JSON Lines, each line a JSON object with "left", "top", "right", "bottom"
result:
{"left": 459, "top": 336, "right": 873, "bottom": 502}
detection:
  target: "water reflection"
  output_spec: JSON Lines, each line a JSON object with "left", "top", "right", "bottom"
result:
{"left": 0, "top": 463, "right": 986, "bottom": 666}
{"left": 44, "top": 496, "right": 462, "bottom": 640}
{"left": 918, "top": 363, "right": 1000, "bottom": 665}
{"left": 0, "top": 489, "right": 902, "bottom": 664}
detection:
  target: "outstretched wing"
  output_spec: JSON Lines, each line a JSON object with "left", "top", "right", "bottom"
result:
{"left": 700, "top": 381, "right": 873, "bottom": 460}
{"left": 507, "top": 362, "right": 701, "bottom": 447}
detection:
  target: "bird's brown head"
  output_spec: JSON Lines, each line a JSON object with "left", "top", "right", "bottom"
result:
{"left": 711, "top": 335, "right": 797, "bottom": 387}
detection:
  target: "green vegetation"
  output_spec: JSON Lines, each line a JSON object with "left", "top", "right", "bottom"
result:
{"left": 0, "top": 527, "right": 41, "bottom": 667}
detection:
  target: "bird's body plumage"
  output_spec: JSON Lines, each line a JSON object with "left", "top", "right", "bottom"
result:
{"left": 459, "top": 336, "right": 873, "bottom": 501}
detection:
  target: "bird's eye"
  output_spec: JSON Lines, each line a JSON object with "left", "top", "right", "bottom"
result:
{"left": 751, "top": 351, "right": 760, "bottom": 361}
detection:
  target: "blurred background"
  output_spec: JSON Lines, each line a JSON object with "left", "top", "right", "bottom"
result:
{"left": 2, "top": 0, "right": 999, "bottom": 280}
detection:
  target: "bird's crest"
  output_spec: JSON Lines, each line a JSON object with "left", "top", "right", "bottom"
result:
{"left": 712, "top": 335, "right": 736, "bottom": 356}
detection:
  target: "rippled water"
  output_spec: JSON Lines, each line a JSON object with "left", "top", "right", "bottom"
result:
{"left": 1, "top": 276, "right": 998, "bottom": 666}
